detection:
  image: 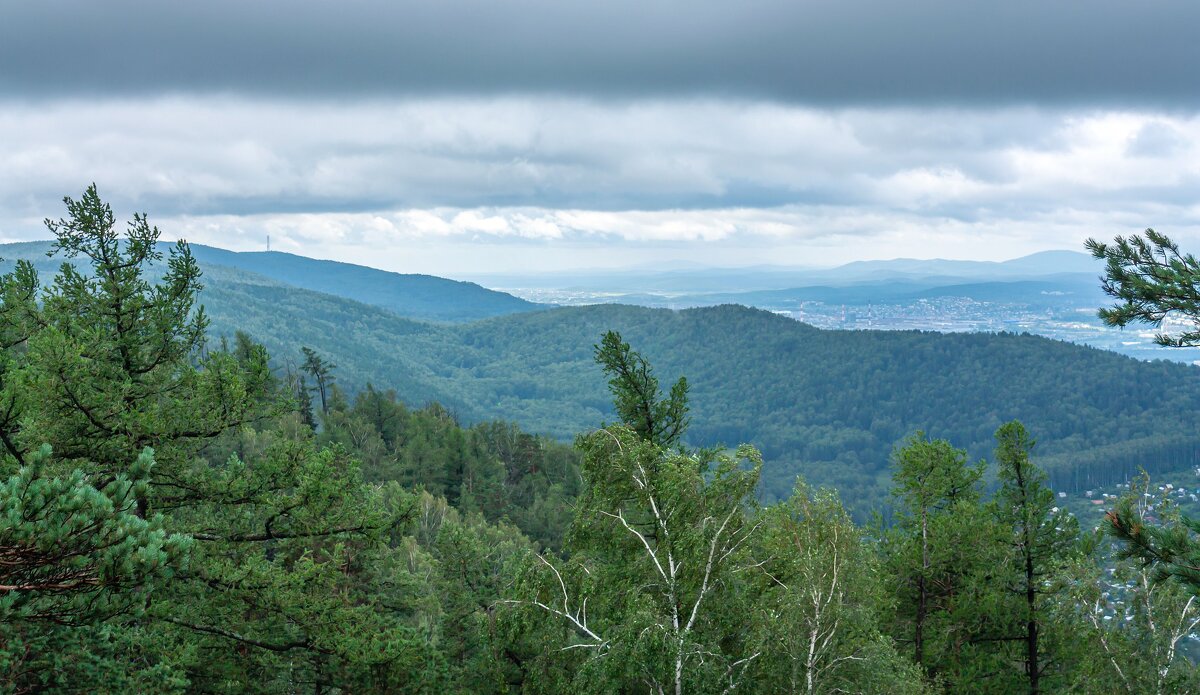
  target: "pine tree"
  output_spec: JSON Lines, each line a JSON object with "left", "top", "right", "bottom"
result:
{"left": 0, "top": 184, "right": 271, "bottom": 513}
{"left": 1087, "top": 231, "right": 1200, "bottom": 596}
{"left": 1086, "top": 229, "right": 1200, "bottom": 347}
{"left": 0, "top": 187, "right": 433, "bottom": 691}
{"left": 594, "top": 330, "right": 689, "bottom": 449}
{"left": 301, "top": 346, "right": 337, "bottom": 415}
{"left": 882, "top": 433, "right": 1007, "bottom": 688}
{"left": 887, "top": 434, "right": 981, "bottom": 668}
{"left": 0, "top": 445, "right": 190, "bottom": 690}
{"left": 991, "top": 421, "right": 1079, "bottom": 693}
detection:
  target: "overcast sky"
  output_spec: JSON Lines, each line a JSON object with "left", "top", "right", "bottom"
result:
{"left": 2, "top": 1, "right": 1198, "bottom": 275}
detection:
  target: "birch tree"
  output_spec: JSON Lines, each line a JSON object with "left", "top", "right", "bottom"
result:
{"left": 746, "top": 481, "right": 927, "bottom": 694}
{"left": 514, "top": 426, "right": 763, "bottom": 694}
{"left": 1073, "top": 560, "right": 1200, "bottom": 694}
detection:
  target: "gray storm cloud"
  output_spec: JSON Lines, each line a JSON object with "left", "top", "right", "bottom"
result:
{"left": 1, "top": 97, "right": 1197, "bottom": 275}
{"left": 1, "top": 0, "right": 1196, "bottom": 105}
{"left": 3, "top": 2, "right": 1198, "bottom": 274}
{"left": 5, "top": 99, "right": 1197, "bottom": 218}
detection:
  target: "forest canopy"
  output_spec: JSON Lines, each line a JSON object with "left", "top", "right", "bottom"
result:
{"left": 1, "top": 189, "right": 1198, "bottom": 693}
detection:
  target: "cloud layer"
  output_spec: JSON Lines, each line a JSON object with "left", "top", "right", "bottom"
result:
{"left": 2, "top": 97, "right": 1198, "bottom": 273}
{"left": 3, "top": 1, "right": 1197, "bottom": 105}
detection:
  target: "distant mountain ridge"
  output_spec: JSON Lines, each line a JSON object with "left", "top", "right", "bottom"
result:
{"left": 464, "top": 249, "right": 1101, "bottom": 293}
{"left": 644, "top": 274, "right": 1106, "bottom": 310}
{"left": 831, "top": 250, "right": 1099, "bottom": 280}
{"left": 0, "top": 240, "right": 543, "bottom": 324}
{"left": 185, "top": 245, "right": 542, "bottom": 323}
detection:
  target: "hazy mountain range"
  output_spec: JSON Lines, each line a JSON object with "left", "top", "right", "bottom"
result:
{"left": 463, "top": 249, "right": 1102, "bottom": 293}
{"left": 0, "top": 240, "right": 542, "bottom": 323}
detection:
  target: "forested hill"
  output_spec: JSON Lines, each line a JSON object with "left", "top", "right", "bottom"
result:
{"left": 186, "top": 244, "right": 541, "bottom": 322}
{"left": 186, "top": 272, "right": 1200, "bottom": 510}
{"left": 442, "top": 305, "right": 1200, "bottom": 505}
{"left": 0, "top": 240, "right": 542, "bottom": 323}
{"left": 6, "top": 239, "right": 1194, "bottom": 509}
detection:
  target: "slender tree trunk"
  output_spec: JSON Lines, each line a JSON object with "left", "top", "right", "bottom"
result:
{"left": 1026, "top": 552, "right": 1038, "bottom": 694}
{"left": 916, "top": 506, "right": 928, "bottom": 668}
{"left": 806, "top": 625, "right": 817, "bottom": 695}
{"left": 1017, "top": 459, "right": 1039, "bottom": 694}
{"left": 916, "top": 575, "right": 926, "bottom": 667}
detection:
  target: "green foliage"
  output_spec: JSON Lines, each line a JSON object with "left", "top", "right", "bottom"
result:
{"left": 188, "top": 297, "right": 1200, "bottom": 514}
{"left": 301, "top": 345, "right": 336, "bottom": 414}
{"left": 991, "top": 421, "right": 1081, "bottom": 692}
{"left": 1067, "top": 540, "right": 1200, "bottom": 694}
{"left": 746, "top": 481, "right": 929, "bottom": 694}
{"left": 0, "top": 445, "right": 187, "bottom": 617}
{"left": 1107, "top": 494, "right": 1200, "bottom": 594}
{"left": 881, "top": 434, "right": 1015, "bottom": 690}
{"left": 0, "top": 188, "right": 452, "bottom": 692}
{"left": 4, "top": 234, "right": 1200, "bottom": 516}
{"left": 0, "top": 445, "right": 191, "bottom": 692}
{"left": 594, "top": 330, "right": 690, "bottom": 449}
{"left": 513, "top": 426, "right": 763, "bottom": 694}
{"left": 4, "top": 189, "right": 1199, "bottom": 693}
{"left": 426, "top": 499, "right": 537, "bottom": 693}
{"left": 1090, "top": 228, "right": 1200, "bottom": 616}
{"left": 1087, "top": 228, "right": 1200, "bottom": 347}
{"left": 0, "top": 185, "right": 272, "bottom": 491}
{"left": 317, "top": 384, "right": 582, "bottom": 550}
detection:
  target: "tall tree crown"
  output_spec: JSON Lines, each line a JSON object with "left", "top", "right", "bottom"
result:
{"left": 593, "top": 330, "right": 689, "bottom": 449}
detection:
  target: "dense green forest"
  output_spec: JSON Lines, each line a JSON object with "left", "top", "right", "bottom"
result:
{"left": 4, "top": 190, "right": 1200, "bottom": 693}
{"left": 3, "top": 238, "right": 1197, "bottom": 514}
{"left": 206, "top": 287, "right": 1200, "bottom": 511}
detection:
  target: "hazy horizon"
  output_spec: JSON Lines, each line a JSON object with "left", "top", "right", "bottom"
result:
{"left": 0, "top": 236, "right": 1098, "bottom": 281}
